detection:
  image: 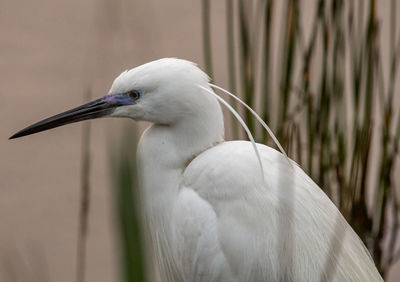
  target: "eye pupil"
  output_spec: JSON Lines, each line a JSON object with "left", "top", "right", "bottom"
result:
{"left": 128, "top": 90, "right": 141, "bottom": 99}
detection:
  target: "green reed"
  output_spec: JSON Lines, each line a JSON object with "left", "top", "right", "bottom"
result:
{"left": 111, "top": 127, "right": 146, "bottom": 282}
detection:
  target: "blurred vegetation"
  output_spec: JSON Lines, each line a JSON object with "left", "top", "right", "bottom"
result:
{"left": 110, "top": 127, "right": 147, "bottom": 282}
{"left": 203, "top": 0, "right": 400, "bottom": 278}
{"left": 76, "top": 90, "right": 92, "bottom": 282}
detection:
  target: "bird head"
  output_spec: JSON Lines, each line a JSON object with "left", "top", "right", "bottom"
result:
{"left": 9, "top": 58, "right": 215, "bottom": 139}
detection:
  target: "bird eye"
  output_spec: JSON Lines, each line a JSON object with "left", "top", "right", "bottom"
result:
{"left": 128, "top": 90, "right": 141, "bottom": 100}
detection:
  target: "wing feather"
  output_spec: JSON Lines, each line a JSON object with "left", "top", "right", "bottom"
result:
{"left": 182, "top": 141, "right": 382, "bottom": 282}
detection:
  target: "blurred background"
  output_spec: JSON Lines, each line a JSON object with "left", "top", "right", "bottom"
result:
{"left": 1, "top": 0, "right": 399, "bottom": 281}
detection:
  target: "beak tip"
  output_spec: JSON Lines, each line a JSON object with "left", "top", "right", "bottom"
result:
{"left": 9, "top": 132, "right": 21, "bottom": 140}
{"left": 9, "top": 128, "right": 31, "bottom": 139}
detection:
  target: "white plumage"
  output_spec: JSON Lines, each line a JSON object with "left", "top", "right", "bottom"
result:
{"left": 11, "top": 58, "right": 383, "bottom": 281}
{"left": 114, "top": 58, "right": 382, "bottom": 281}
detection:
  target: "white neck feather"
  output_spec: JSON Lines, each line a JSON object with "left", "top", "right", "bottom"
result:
{"left": 137, "top": 88, "right": 224, "bottom": 212}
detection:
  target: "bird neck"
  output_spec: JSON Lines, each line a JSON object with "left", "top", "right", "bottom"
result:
{"left": 136, "top": 93, "right": 224, "bottom": 273}
{"left": 137, "top": 97, "right": 224, "bottom": 212}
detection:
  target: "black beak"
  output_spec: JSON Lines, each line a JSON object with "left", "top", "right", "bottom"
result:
{"left": 9, "top": 93, "right": 136, "bottom": 139}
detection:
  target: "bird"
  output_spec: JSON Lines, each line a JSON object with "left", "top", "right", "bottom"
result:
{"left": 10, "top": 58, "right": 382, "bottom": 281}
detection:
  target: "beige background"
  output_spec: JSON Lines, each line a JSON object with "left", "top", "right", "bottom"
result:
{"left": 1, "top": 0, "right": 399, "bottom": 281}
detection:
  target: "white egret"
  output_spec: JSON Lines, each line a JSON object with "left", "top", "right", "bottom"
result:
{"left": 10, "top": 58, "right": 382, "bottom": 281}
